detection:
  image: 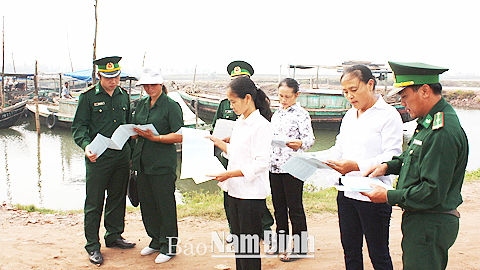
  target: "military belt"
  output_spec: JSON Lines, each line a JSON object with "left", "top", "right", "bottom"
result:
{"left": 404, "top": 209, "right": 460, "bottom": 218}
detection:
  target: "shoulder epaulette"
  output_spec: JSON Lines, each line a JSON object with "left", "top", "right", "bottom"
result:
{"left": 432, "top": 112, "right": 444, "bottom": 130}
{"left": 81, "top": 85, "right": 96, "bottom": 94}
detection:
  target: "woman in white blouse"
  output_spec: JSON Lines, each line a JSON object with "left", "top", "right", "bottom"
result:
{"left": 267, "top": 78, "right": 315, "bottom": 261}
{"left": 327, "top": 65, "right": 402, "bottom": 270}
{"left": 208, "top": 76, "right": 273, "bottom": 270}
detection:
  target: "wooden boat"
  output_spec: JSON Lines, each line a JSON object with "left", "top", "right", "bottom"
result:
{"left": 0, "top": 100, "right": 27, "bottom": 129}
{"left": 27, "top": 91, "right": 203, "bottom": 129}
{"left": 177, "top": 89, "right": 412, "bottom": 130}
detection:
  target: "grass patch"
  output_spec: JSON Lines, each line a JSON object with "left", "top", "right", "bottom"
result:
{"left": 175, "top": 187, "right": 338, "bottom": 220}
{"left": 12, "top": 204, "right": 82, "bottom": 215}
{"left": 443, "top": 89, "right": 476, "bottom": 102}
{"left": 464, "top": 168, "right": 480, "bottom": 182}
{"left": 177, "top": 190, "right": 225, "bottom": 219}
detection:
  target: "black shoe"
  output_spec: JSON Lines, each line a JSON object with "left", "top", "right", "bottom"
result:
{"left": 106, "top": 237, "right": 136, "bottom": 249}
{"left": 89, "top": 250, "right": 104, "bottom": 265}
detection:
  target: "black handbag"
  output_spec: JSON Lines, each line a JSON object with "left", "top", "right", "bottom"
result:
{"left": 127, "top": 170, "right": 139, "bottom": 207}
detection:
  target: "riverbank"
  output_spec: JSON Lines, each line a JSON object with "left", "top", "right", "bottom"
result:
{"left": 1, "top": 180, "right": 479, "bottom": 269}
{"left": 171, "top": 79, "right": 480, "bottom": 109}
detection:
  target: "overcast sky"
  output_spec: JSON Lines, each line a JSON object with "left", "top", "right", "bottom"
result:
{"left": 1, "top": 0, "right": 479, "bottom": 77}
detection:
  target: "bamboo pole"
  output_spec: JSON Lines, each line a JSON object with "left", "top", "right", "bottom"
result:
{"left": 1, "top": 16, "right": 5, "bottom": 109}
{"left": 92, "top": 0, "right": 98, "bottom": 85}
{"left": 11, "top": 52, "right": 15, "bottom": 73}
{"left": 193, "top": 65, "right": 198, "bottom": 128}
{"left": 34, "top": 61, "right": 40, "bottom": 135}
{"left": 139, "top": 51, "right": 146, "bottom": 98}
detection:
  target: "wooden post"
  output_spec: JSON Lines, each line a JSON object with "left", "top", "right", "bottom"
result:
{"left": 1, "top": 16, "right": 5, "bottom": 109}
{"left": 11, "top": 52, "right": 15, "bottom": 73}
{"left": 34, "top": 61, "right": 40, "bottom": 135}
{"left": 59, "top": 73, "right": 62, "bottom": 98}
{"left": 92, "top": 0, "right": 98, "bottom": 85}
{"left": 193, "top": 65, "right": 198, "bottom": 129}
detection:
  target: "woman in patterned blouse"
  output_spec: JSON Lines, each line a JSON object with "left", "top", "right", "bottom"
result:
{"left": 267, "top": 78, "right": 315, "bottom": 261}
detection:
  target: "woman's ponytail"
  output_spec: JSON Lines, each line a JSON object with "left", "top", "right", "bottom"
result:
{"left": 254, "top": 88, "right": 272, "bottom": 121}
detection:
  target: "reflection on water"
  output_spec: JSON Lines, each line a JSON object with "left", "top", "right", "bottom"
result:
{"left": 0, "top": 117, "right": 86, "bottom": 210}
{"left": 2, "top": 108, "right": 479, "bottom": 211}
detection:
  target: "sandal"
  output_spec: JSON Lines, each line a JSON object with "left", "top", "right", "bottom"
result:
{"left": 279, "top": 252, "right": 302, "bottom": 262}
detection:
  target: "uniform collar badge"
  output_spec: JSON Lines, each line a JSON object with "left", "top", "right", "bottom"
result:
{"left": 432, "top": 112, "right": 444, "bottom": 130}
{"left": 421, "top": 114, "right": 433, "bottom": 129}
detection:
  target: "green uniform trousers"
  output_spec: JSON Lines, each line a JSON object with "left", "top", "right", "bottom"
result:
{"left": 137, "top": 170, "right": 178, "bottom": 255}
{"left": 84, "top": 147, "right": 130, "bottom": 253}
{"left": 401, "top": 211, "right": 459, "bottom": 270}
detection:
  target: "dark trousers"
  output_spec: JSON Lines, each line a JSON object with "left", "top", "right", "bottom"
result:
{"left": 228, "top": 195, "right": 263, "bottom": 270}
{"left": 401, "top": 211, "right": 459, "bottom": 270}
{"left": 337, "top": 192, "right": 393, "bottom": 270}
{"left": 217, "top": 153, "right": 274, "bottom": 234}
{"left": 223, "top": 191, "right": 274, "bottom": 234}
{"left": 269, "top": 172, "right": 307, "bottom": 253}
{"left": 137, "top": 170, "right": 178, "bottom": 255}
{"left": 84, "top": 148, "right": 130, "bottom": 253}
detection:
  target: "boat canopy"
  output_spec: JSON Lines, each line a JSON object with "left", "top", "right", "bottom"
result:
{"left": 64, "top": 69, "right": 137, "bottom": 82}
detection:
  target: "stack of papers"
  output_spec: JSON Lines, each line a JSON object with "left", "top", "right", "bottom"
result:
{"left": 280, "top": 152, "right": 334, "bottom": 181}
{"left": 334, "top": 176, "right": 394, "bottom": 192}
{"left": 88, "top": 124, "right": 158, "bottom": 157}
{"left": 212, "top": 119, "right": 236, "bottom": 140}
{"left": 178, "top": 127, "right": 226, "bottom": 184}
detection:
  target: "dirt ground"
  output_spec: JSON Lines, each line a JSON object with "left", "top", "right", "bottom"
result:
{"left": 1, "top": 181, "right": 479, "bottom": 270}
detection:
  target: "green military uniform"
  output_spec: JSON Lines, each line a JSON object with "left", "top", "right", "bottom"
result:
{"left": 385, "top": 62, "right": 469, "bottom": 270}
{"left": 131, "top": 91, "right": 183, "bottom": 255}
{"left": 214, "top": 60, "right": 274, "bottom": 234}
{"left": 72, "top": 81, "right": 131, "bottom": 253}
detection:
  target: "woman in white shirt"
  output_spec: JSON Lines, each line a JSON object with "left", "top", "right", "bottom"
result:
{"left": 208, "top": 76, "right": 273, "bottom": 270}
{"left": 327, "top": 65, "right": 402, "bottom": 270}
{"left": 268, "top": 78, "right": 315, "bottom": 261}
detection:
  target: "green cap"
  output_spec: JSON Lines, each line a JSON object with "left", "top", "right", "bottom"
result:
{"left": 388, "top": 61, "right": 448, "bottom": 96}
{"left": 94, "top": 56, "right": 122, "bottom": 78}
{"left": 227, "top": 60, "right": 254, "bottom": 77}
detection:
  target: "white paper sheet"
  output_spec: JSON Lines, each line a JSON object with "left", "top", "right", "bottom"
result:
{"left": 280, "top": 151, "right": 334, "bottom": 181}
{"left": 272, "top": 134, "right": 290, "bottom": 147}
{"left": 179, "top": 127, "right": 226, "bottom": 184}
{"left": 334, "top": 176, "right": 394, "bottom": 192}
{"left": 212, "top": 119, "right": 236, "bottom": 140}
{"left": 87, "top": 124, "right": 160, "bottom": 157}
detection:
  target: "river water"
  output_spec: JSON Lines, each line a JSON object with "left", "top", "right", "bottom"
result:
{"left": 0, "top": 108, "right": 478, "bottom": 210}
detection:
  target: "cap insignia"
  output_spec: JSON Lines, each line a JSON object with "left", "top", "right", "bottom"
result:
{"left": 106, "top": 62, "right": 114, "bottom": 70}
{"left": 234, "top": 66, "right": 241, "bottom": 74}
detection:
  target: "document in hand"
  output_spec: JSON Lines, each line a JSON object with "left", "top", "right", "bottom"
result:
{"left": 334, "top": 176, "right": 394, "bottom": 192}
{"left": 178, "top": 127, "right": 226, "bottom": 184}
{"left": 88, "top": 124, "right": 159, "bottom": 157}
{"left": 272, "top": 134, "right": 290, "bottom": 148}
{"left": 280, "top": 152, "right": 334, "bottom": 181}
{"left": 212, "top": 119, "right": 236, "bottom": 140}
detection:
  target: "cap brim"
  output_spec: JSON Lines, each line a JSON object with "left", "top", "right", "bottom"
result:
{"left": 387, "top": 86, "right": 406, "bottom": 97}
{"left": 99, "top": 70, "right": 121, "bottom": 78}
{"left": 135, "top": 76, "right": 164, "bottom": 86}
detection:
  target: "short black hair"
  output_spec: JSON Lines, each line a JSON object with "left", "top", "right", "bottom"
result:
{"left": 410, "top": 83, "right": 442, "bottom": 95}
{"left": 340, "top": 65, "right": 376, "bottom": 90}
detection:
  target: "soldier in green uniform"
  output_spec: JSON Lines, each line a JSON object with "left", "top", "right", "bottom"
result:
{"left": 131, "top": 67, "right": 183, "bottom": 264}
{"left": 213, "top": 60, "right": 274, "bottom": 242}
{"left": 362, "top": 62, "right": 469, "bottom": 270}
{"left": 72, "top": 56, "right": 135, "bottom": 265}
